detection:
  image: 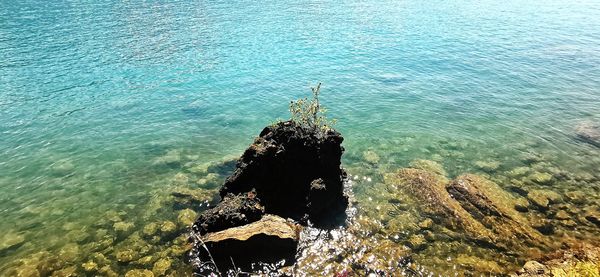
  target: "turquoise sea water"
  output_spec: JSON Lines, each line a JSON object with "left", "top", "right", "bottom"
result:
{"left": 2, "top": 0, "right": 600, "bottom": 275}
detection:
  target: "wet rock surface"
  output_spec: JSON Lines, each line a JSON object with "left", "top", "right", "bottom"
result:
{"left": 192, "top": 193, "right": 264, "bottom": 235}
{"left": 193, "top": 215, "right": 301, "bottom": 273}
{"left": 190, "top": 121, "right": 349, "bottom": 274}
{"left": 219, "top": 121, "right": 348, "bottom": 225}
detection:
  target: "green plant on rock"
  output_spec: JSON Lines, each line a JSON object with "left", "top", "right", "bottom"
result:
{"left": 289, "top": 82, "right": 337, "bottom": 133}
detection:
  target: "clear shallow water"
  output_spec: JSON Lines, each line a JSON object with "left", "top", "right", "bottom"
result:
{"left": 1, "top": 0, "right": 600, "bottom": 275}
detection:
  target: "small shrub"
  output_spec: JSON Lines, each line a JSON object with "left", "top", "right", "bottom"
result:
{"left": 289, "top": 82, "right": 337, "bottom": 133}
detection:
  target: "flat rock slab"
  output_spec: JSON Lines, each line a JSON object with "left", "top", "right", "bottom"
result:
{"left": 196, "top": 215, "right": 301, "bottom": 273}
{"left": 203, "top": 214, "right": 300, "bottom": 243}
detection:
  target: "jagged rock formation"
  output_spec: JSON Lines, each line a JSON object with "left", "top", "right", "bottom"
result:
{"left": 190, "top": 121, "right": 349, "bottom": 274}
{"left": 219, "top": 120, "right": 348, "bottom": 226}
{"left": 193, "top": 193, "right": 264, "bottom": 235}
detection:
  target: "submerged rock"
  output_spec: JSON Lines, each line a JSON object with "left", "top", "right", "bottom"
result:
{"left": 363, "top": 150, "right": 381, "bottom": 164}
{"left": 384, "top": 168, "right": 549, "bottom": 251}
{"left": 0, "top": 231, "right": 25, "bottom": 252}
{"left": 508, "top": 167, "right": 531, "bottom": 178}
{"left": 409, "top": 159, "right": 447, "bottom": 176}
{"left": 475, "top": 160, "right": 501, "bottom": 172}
{"left": 159, "top": 221, "right": 177, "bottom": 234}
{"left": 584, "top": 210, "right": 600, "bottom": 227}
{"left": 527, "top": 190, "right": 561, "bottom": 210}
{"left": 113, "top": 221, "right": 135, "bottom": 233}
{"left": 575, "top": 121, "right": 600, "bottom": 147}
{"left": 176, "top": 208, "right": 197, "bottom": 227}
{"left": 384, "top": 168, "right": 495, "bottom": 245}
{"left": 81, "top": 261, "right": 98, "bottom": 272}
{"left": 170, "top": 187, "right": 216, "bottom": 209}
{"left": 152, "top": 258, "right": 171, "bottom": 276}
{"left": 513, "top": 244, "right": 600, "bottom": 276}
{"left": 529, "top": 172, "right": 554, "bottom": 185}
{"left": 124, "top": 269, "right": 154, "bottom": 277}
{"left": 447, "top": 175, "right": 547, "bottom": 249}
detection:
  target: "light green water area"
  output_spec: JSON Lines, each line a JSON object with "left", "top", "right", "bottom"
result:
{"left": 1, "top": 0, "right": 600, "bottom": 276}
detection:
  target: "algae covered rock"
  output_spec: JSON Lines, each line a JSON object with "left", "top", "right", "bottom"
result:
{"left": 408, "top": 159, "right": 447, "bottom": 176}
{"left": 508, "top": 167, "right": 531, "bottom": 177}
{"left": 514, "top": 244, "right": 600, "bottom": 276}
{"left": 170, "top": 187, "right": 216, "bottom": 208}
{"left": 113, "top": 221, "right": 135, "bottom": 233}
{"left": 529, "top": 172, "right": 554, "bottom": 185}
{"left": 116, "top": 249, "right": 137, "bottom": 263}
{"left": 125, "top": 269, "right": 154, "bottom": 277}
{"left": 384, "top": 168, "right": 549, "bottom": 251}
{"left": 363, "top": 150, "right": 381, "bottom": 164}
{"left": 447, "top": 175, "right": 547, "bottom": 249}
{"left": 159, "top": 221, "right": 177, "bottom": 234}
{"left": 152, "top": 258, "right": 171, "bottom": 276}
{"left": 406, "top": 234, "right": 426, "bottom": 250}
{"left": 384, "top": 168, "right": 495, "bottom": 244}
{"left": 527, "top": 189, "right": 562, "bottom": 210}
{"left": 142, "top": 223, "right": 159, "bottom": 237}
{"left": 475, "top": 160, "right": 501, "bottom": 172}
{"left": 177, "top": 208, "right": 197, "bottom": 227}
{"left": 81, "top": 261, "right": 98, "bottom": 272}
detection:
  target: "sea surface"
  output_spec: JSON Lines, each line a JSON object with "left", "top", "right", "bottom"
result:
{"left": 1, "top": 0, "right": 600, "bottom": 276}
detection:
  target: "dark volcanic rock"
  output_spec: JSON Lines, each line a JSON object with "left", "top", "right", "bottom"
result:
{"left": 190, "top": 121, "right": 349, "bottom": 274}
{"left": 192, "top": 193, "right": 264, "bottom": 235}
{"left": 219, "top": 120, "right": 348, "bottom": 227}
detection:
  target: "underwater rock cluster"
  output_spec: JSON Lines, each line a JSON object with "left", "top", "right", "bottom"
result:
{"left": 190, "top": 120, "right": 349, "bottom": 274}
{"left": 514, "top": 243, "right": 600, "bottom": 276}
{"left": 384, "top": 167, "right": 550, "bottom": 252}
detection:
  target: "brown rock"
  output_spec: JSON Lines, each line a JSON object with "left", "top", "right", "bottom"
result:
{"left": 195, "top": 214, "right": 300, "bottom": 274}
{"left": 447, "top": 175, "right": 548, "bottom": 249}
{"left": 384, "top": 169, "right": 497, "bottom": 247}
